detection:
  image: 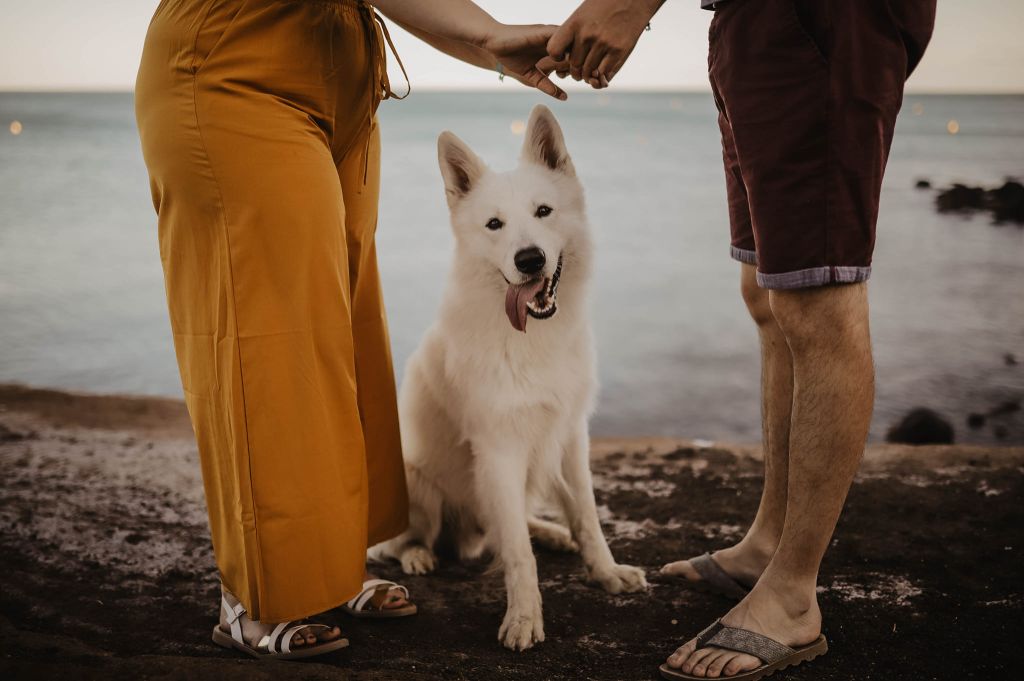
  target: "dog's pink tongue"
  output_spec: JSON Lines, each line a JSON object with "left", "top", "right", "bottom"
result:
{"left": 505, "top": 278, "right": 545, "bottom": 332}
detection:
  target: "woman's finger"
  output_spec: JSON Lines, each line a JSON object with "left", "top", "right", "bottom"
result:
{"left": 524, "top": 68, "right": 567, "bottom": 101}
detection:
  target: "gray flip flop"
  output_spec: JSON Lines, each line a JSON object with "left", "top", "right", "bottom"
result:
{"left": 659, "top": 618, "right": 828, "bottom": 681}
{"left": 686, "top": 553, "right": 751, "bottom": 600}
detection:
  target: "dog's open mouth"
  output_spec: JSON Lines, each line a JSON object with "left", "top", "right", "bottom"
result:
{"left": 504, "top": 255, "right": 563, "bottom": 333}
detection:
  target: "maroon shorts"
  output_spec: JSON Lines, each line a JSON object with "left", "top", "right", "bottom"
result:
{"left": 708, "top": 0, "right": 936, "bottom": 289}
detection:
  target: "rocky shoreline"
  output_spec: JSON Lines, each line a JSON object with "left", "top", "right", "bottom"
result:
{"left": 1, "top": 384, "right": 1021, "bottom": 680}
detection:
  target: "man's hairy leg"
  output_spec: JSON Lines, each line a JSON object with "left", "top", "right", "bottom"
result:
{"left": 667, "top": 282, "right": 874, "bottom": 678}
{"left": 663, "top": 264, "right": 791, "bottom": 587}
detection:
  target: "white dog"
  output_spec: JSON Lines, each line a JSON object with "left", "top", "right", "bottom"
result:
{"left": 372, "top": 105, "right": 647, "bottom": 650}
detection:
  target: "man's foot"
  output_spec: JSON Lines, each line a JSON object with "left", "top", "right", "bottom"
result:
{"left": 218, "top": 589, "right": 343, "bottom": 651}
{"left": 660, "top": 538, "right": 773, "bottom": 591}
{"left": 664, "top": 579, "right": 821, "bottom": 678}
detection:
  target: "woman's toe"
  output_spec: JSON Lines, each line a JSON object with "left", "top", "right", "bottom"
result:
{"left": 320, "top": 625, "right": 342, "bottom": 642}
{"left": 382, "top": 588, "right": 409, "bottom": 609}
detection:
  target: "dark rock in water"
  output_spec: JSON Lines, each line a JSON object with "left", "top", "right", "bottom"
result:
{"left": 936, "top": 184, "right": 985, "bottom": 212}
{"left": 935, "top": 180, "right": 1024, "bottom": 224}
{"left": 988, "top": 180, "right": 1024, "bottom": 224}
{"left": 915, "top": 178, "right": 932, "bottom": 189}
{"left": 886, "top": 408, "right": 955, "bottom": 445}
{"left": 994, "top": 425, "right": 1009, "bottom": 440}
{"left": 990, "top": 399, "right": 1021, "bottom": 417}
{"left": 1006, "top": 353, "right": 1019, "bottom": 366}
{"left": 967, "top": 413, "right": 986, "bottom": 429}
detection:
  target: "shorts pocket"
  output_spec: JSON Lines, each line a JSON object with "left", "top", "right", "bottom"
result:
{"left": 788, "top": 0, "right": 830, "bottom": 66}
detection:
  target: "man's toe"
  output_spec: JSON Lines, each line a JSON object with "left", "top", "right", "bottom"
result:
{"left": 682, "top": 647, "right": 714, "bottom": 674}
{"left": 722, "top": 652, "right": 761, "bottom": 677}
{"left": 661, "top": 560, "right": 700, "bottom": 582}
{"left": 705, "top": 650, "right": 731, "bottom": 678}
{"left": 667, "top": 639, "right": 697, "bottom": 668}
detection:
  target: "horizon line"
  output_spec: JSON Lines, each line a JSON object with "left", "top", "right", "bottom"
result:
{"left": 2, "top": 86, "right": 1023, "bottom": 96}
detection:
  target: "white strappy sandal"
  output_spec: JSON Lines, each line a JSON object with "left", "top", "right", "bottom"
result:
{"left": 340, "top": 578, "right": 418, "bottom": 619}
{"left": 211, "top": 595, "right": 349, "bottom": 660}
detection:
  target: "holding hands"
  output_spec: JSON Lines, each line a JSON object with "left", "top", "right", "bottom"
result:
{"left": 373, "top": 0, "right": 665, "bottom": 99}
{"left": 546, "top": 0, "right": 666, "bottom": 89}
{"left": 484, "top": 0, "right": 666, "bottom": 95}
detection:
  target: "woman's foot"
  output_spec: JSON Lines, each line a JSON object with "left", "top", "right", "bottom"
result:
{"left": 218, "top": 588, "right": 343, "bottom": 651}
{"left": 364, "top": 570, "right": 412, "bottom": 611}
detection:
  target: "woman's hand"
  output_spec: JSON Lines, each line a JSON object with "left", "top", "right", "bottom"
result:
{"left": 547, "top": 0, "right": 666, "bottom": 88}
{"left": 482, "top": 24, "right": 567, "bottom": 101}
{"left": 371, "top": 1, "right": 567, "bottom": 100}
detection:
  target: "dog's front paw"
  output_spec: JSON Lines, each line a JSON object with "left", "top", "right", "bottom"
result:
{"left": 589, "top": 562, "right": 648, "bottom": 594}
{"left": 498, "top": 604, "right": 545, "bottom": 651}
{"left": 399, "top": 545, "right": 437, "bottom": 575}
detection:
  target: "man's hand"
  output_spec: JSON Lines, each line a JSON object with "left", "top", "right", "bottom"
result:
{"left": 483, "top": 24, "right": 567, "bottom": 100}
{"left": 547, "top": 0, "right": 665, "bottom": 87}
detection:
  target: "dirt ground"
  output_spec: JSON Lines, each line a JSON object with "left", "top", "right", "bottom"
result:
{"left": 1, "top": 383, "right": 1021, "bottom": 680}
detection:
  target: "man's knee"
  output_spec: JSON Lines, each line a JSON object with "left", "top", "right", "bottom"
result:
{"left": 740, "top": 265, "right": 775, "bottom": 328}
{"left": 768, "top": 283, "right": 870, "bottom": 351}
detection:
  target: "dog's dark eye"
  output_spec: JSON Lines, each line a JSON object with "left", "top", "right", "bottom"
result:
{"left": 485, "top": 217, "right": 504, "bottom": 231}
{"left": 535, "top": 205, "right": 553, "bottom": 218}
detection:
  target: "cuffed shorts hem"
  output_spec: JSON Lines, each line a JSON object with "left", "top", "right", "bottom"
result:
{"left": 729, "top": 245, "right": 758, "bottom": 265}
{"left": 755, "top": 265, "right": 871, "bottom": 290}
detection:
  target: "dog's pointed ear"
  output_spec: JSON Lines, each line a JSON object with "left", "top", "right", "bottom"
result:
{"left": 438, "top": 131, "right": 486, "bottom": 203}
{"left": 521, "top": 104, "right": 575, "bottom": 176}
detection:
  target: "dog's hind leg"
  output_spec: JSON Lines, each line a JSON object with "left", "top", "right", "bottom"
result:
{"left": 396, "top": 464, "right": 443, "bottom": 575}
{"left": 528, "top": 516, "right": 579, "bottom": 553}
{"left": 556, "top": 419, "right": 648, "bottom": 594}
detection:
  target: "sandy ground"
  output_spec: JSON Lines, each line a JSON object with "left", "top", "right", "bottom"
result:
{"left": 0, "top": 383, "right": 1021, "bottom": 680}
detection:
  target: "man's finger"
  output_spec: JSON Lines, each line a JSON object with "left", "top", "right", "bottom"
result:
{"left": 603, "top": 49, "right": 631, "bottom": 84}
{"left": 569, "top": 38, "right": 588, "bottom": 81}
{"left": 546, "top": 22, "right": 574, "bottom": 61}
{"left": 597, "top": 52, "right": 619, "bottom": 84}
{"left": 581, "top": 45, "right": 608, "bottom": 87}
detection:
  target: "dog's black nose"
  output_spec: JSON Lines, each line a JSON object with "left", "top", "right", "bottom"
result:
{"left": 514, "top": 247, "right": 546, "bottom": 275}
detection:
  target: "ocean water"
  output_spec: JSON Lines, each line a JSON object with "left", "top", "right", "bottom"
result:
{"left": 0, "top": 91, "right": 1022, "bottom": 445}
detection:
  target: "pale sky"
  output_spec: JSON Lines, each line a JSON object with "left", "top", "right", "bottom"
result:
{"left": 0, "top": 0, "right": 1022, "bottom": 93}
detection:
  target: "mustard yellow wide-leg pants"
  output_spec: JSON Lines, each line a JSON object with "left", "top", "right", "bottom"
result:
{"left": 135, "top": 0, "right": 407, "bottom": 622}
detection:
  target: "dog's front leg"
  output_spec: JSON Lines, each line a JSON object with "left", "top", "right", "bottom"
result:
{"left": 558, "top": 419, "right": 648, "bottom": 594}
{"left": 472, "top": 436, "right": 544, "bottom": 651}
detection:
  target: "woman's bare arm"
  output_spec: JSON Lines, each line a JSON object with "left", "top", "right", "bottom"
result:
{"left": 371, "top": 0, "right": 566, "bottom": 99}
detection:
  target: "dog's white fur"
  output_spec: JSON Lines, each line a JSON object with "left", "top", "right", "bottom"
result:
{"left": 372, "top": 105, "right": 647, "bottom": 650}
